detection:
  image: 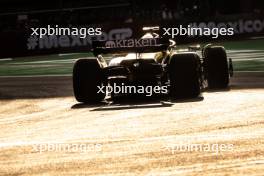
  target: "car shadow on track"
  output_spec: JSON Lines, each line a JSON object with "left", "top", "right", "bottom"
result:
{"left": 1, "top": 72, "right": 263, "bottom": 100}
{"left": 71, "top": 96, "right": 204, "bottom": 111}
{"left": 204, "top": 87, "right": 231, "bottom": 93}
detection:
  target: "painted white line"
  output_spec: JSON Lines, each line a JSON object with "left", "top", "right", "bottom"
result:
{"left": 0, "top": 58, "right": 13, "bottom": 61}
{"left": 7, "top": 57, "right": 112, "bottom": 65}
{"left": 228, "top": 53, "right": 264, "bottom": 57}
{"left": 232, "top": 58, "right": 264, "bottom": 61}
{"left": 58, "top": 53, "right": 82, "bottom": 56}
{"left": 10, "top": 59, "right": 77, "bottom": 64}
{"left": 230, "top": 56, "right": 264, "bottom": 59}
{"left": 249, "top": 36, "right": 264, "bottom": 40}
{"left": 228, "top": 53, "right": 264, "bottom": 56}
{"left": 0, "top": 74, "right": 71, "bottom": 78}
{"left": 227, "top": 49, "right": 264, "bottom": 53}
{"left": 235, "top": 71, "right": 264, "bottom": 73}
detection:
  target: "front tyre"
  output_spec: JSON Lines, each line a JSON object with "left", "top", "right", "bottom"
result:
{"left": 203, "top": 46, "right": 229, "bottom": 89}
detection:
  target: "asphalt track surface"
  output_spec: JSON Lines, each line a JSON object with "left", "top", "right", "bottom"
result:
{"left": 0, "top": 72, "right": 263, "bottom": 175}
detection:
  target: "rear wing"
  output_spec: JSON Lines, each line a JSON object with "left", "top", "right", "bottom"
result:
{"left": 92, "top": 38, "right": 170, "bottom": 56}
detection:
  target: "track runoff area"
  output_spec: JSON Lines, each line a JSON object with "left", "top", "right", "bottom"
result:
{"left": 0, "top": 38, "right": 263, "bottom": 175}
{"left": 0, "top": 38, "right": 264, "bottom": 77}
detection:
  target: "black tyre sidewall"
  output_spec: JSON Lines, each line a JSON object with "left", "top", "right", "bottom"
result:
{"left": 169, "top": 53, "right": 201, "bottom": 98}
{"left": 204, "top": 47, "right": 229, "bottom": 89}
{"left": 73, "top": 59, "right": 105, "bottom": 103}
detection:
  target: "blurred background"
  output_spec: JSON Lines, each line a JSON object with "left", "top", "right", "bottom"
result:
{"left": 0, "top": 0, "right": 264, "bottom": 75}
{"left": 1, "top": 0, "right": 264, "bottom": 27}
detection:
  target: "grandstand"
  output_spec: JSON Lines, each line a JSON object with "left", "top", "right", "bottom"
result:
{"left": 1, "top": 0, "right": 264, "bottom": 30}
{"left": 0, "top": 0, "right": 264, "bottom": 58}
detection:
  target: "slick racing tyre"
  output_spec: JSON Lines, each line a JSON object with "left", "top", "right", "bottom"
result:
{"left": 73, "top": 59, "right": 105, "bottom": 103}
{"left": 169, "top": 53, "right": 201, "bottom": 98}
{"left": 203, "top": 46, "right": 229, "bottom": 89}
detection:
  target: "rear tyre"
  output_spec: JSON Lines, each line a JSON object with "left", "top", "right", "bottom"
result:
{"left": 203, "top": 46, "right": 229, "bottom": 89}
{"left": 169, "top": 53, "right": 201, "bottom": 99}
{"left": 73, "top": 59, "right": 105, "bottom": 103}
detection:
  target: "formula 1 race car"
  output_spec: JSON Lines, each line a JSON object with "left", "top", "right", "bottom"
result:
{"left": 73, "top": 28, "right": 233, "bottom": 103}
